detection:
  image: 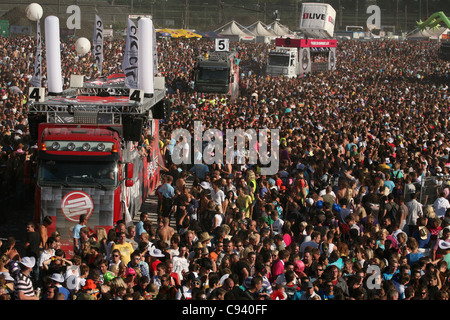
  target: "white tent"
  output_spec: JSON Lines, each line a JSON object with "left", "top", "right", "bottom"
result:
{"left": 247, "top": 21, "right": 277, "bottom": 43}
{"left": 266, "top": 21, "right": 294, "bottom": 37}
{"left": 215, "top": 20, "right": 255, "bottom": 41}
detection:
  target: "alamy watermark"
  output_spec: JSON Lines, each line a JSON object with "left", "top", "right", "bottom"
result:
{"left": 366, "top": 265, "right": 382, "bottom": 290}
{"left": 171, "top": 121, "right": 279, "bottom": 176}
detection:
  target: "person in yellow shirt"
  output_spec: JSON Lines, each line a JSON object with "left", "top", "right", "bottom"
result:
{"left": 236, "top": 187, "right": 253, "bottom": 220}
{"left": 378, "top": 158, "right": 391, "bottom": 175}
{"left": 112, "top": 232, "right": 134, "bottom": 266}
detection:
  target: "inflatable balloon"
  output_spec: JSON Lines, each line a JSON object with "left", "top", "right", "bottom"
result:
{"left": 75, "top": 37, "right": 91, "bottom": 56}
{"left": 26, "top": 3, "right": 43, "bottom": 21}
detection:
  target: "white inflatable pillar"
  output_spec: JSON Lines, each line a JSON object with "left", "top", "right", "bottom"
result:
{"left": 138, "top": 18, "right": 154, "bottom": 97}
{"left": 45, "top": 16, "right": 63, "bottom": 95}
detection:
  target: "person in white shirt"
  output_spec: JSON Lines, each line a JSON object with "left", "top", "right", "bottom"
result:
{"left": 433, "top": 191, "right": 450, "bottom": 218}
{"left": 39, "top": 237, "right": 58, "bottom": 270}
{"left": 172, "top": 244, "right": 190, "bottom": 281}
{"left": 271, "top": 210, "right": 284, "bottom": 235}
{"left": 405, "top": 192, "right": 423, "bottom": 234}
{"left": 210, "top": 181, "right": 226, "bottom": 214}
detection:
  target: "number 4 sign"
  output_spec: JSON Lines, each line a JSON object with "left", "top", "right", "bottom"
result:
{"left": 215, "top": 38, "right": 229, "bottom": 52}
{"left": 29, "top": 87, "right": 45, "bottom": 102}
{"left": 129, "top": 89, "right": 144, "bottom": 104}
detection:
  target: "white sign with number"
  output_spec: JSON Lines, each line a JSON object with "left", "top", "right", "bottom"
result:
{"left": 129, "top": 89, "right": 144, "bottom": 104}
{"left": 215, "top": 38, "right": 229, "bottom": 52}
{"left": 28, "top": 87, "right": 45, "bottom": 102}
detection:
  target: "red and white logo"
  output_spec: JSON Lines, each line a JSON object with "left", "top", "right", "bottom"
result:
{"left": 61, "top": 191, "right": 94, "bottom": 222}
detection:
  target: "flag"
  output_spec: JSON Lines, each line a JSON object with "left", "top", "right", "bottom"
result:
{"left": 30, "top": 19, "right": 42, "bottom": 87}
{"left": 122, "top": 18, "right": 139, "bottom": 89}
{"left": 93, "top": 14, "right": 103, "bottom": 76}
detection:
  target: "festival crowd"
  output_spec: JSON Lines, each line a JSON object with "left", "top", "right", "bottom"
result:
{"left": 0, "top": 33, "right": 449, "bottom": 301}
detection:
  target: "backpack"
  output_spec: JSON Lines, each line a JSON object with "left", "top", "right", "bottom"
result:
{"left": 388, "top": 203, "right": 399, "bottom": 223}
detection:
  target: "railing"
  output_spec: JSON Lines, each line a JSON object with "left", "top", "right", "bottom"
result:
{"left": 412, "top": 176, "right": 450, "bottom": 206}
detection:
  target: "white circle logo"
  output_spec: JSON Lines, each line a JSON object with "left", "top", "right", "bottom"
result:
{"left": 61, "top": 191, "right": 94, "bottom": 222}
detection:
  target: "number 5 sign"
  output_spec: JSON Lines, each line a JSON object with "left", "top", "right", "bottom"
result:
{"left": 215, "top": 38, "right": 229, "bottom": 52}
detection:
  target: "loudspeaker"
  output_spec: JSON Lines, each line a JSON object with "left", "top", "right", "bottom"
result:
{"left": 439, "top": 42, "right": 450, "bottom": 61}
{"left": 28, "top": 114, "right": 47, "bottom": 143}
{"left": 152, "top": 99, "right": 170, "bottom": 120}
{"left": 122, "top": 116, "right": 144, "bottom": 141}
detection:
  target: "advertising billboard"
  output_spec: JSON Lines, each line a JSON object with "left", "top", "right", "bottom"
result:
{"left": 299, "top": 3, "right": 336, "bottom": 38}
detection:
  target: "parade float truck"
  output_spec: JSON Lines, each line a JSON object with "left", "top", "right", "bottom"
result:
{"left": 194, "top": 50, "right": 240, "bottom": 100}
{"left": 266, "top": 3, "right": 337, "bottom": 78}
{"left": 28, "top": 75, "right": 166, "bottom": 257}
{"left": 266, "top": 37, "right": 337, "bottom": 78}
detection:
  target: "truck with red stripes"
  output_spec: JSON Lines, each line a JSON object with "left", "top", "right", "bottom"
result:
{"left": 28, "top": 74, "right": 166, "bottom": 257}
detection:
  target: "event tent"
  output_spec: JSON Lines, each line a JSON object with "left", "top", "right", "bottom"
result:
{"left": 266, "top": 21, "right": 294, "bottom": 37}
{"left": 247, "top": 21, "right": 277, "bottom": 43}
{"left": 215, "top": 20, "right": 256, "bottom": 41}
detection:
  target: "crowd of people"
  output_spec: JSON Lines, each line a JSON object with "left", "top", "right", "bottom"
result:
{"left": 0, "top": 33, "right": 449, "bottom": 301}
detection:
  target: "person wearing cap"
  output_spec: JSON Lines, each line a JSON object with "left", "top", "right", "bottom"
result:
{"left": 14, "top": 256, "right": 39, "bottom": 300}
{"left": 297, "top": 278, "right": 320, "bottom": 300}
{"left": 197, "top": 231, "right": 213, "bottom": 249}
{"left": 50, "top": 273, "right": 70, "bottom": 300}
{"left": 197, "top": 257, "right": 213, "bottom": 281}
{"left": 146, "top": 246, "right": 166, "bottom": 277}
{"left": 124, "top": 267, "right": 137, "bottom": 288}
{"left": 66, "top": 264, "right": 89, "bottom": 295}
{"left": 75, "top": 279, "right": 100, "bottom": 300}
{"left": 412, "top": 217, "right": 431, "bottom": 253}
{"left": 439, "top": 238, "right": 450, "bottom": 269}
{"left": 431, "top": 227, "right": 450, "bottom": 262}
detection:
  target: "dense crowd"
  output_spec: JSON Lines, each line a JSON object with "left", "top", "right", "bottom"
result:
{"left": 0, "top": 34, "right": 449, "bottom": 301}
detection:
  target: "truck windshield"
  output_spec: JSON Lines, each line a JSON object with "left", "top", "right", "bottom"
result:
{"left": 268, "top": 54, "right": 290, "bottom": 67}
{"left": 196, "top": 66, "right": 229, "bottom": 84}
{"left": 38, "top": 160, "right": 118, "bottom": 188}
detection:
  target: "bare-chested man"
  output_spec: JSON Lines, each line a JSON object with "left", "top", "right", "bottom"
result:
{"left": 157, "top": 217, "right": 175, "bottom": 244}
